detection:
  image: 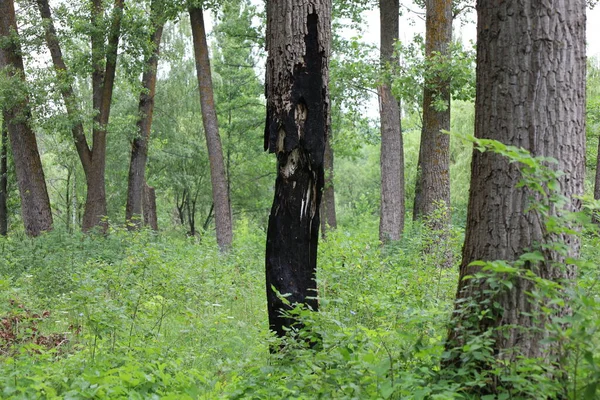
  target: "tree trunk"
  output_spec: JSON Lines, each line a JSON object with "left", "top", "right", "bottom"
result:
{"left": 264, "top": 0, "right": 331, "bottom": 339}
{"left": 413, "top": 0, "right": 452, "bottom": 223}
{"left": 446, "top": 0, "right": 586, "bottom": 378}
{"left": 37, "top": 0, "right": 123, "bottom": 233}
{"left": 378, "top": 0, "right": 404, "bottom": 243}
{"left": 320, "top": 136, "right": 337, "bottom": 236}
{"left": 143, "top": 182, "right": 158, "bottom": 231}
{"left": 126, "top": 3, "right": 163, "bottom": 229}
{"left": 82, "top": 0, "right": 124, "bottom": 232}
{"left": 595, "top": 138, "right": 600, "bottom": 222}
{"left": 0, "top": 119, "right": 8, "bottom": 236}
{"left": 189, "top": 6, "right": 233, "bottom": 251}
{"left": 0, "top": 0, "right": 53, "bottom": 237}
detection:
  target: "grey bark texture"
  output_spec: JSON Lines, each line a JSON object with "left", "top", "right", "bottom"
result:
{"left": 126, "top": 3, "right": 163, "bottom": 230}
{"left": 81, "top": 0, "right": 124, "bottom": 232}
{"left": 320, "top": 136, "right": 337, "bottom": 236}
{"left": 190, "top": 6, "right": 233, "bottom": 251}
{"left": 0, "top": 119, "right": 8, "bottom": 235}
{"left": 378, "top": 0, "right": 405, "bottom": 243}
{"left": 413, "top": 0, "right": 452, "bottom": 223}
{"left": 0, "top": 0, "right": 54, "bottom": 236}
{"left": 446, "top": 0, "right": 586, "bottom": 371}
{"left": 264, "top": 0, "right": 331, "bottom": 339}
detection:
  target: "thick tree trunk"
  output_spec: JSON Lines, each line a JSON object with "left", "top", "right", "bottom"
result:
{"left": 413, "top": 0, "right": 452, "bottom": 223}
{"left": 0, "top": 120, "right": 8, "bottom": 236}
{"left": 378, "top": 0, "right": 404, "bottom": 243}
{"left": 0, "top": 0, "right": 53, "bottom": 237}
{"left": 264, "top": 0, "right": 331, "bottom": 339}
{"left": 189, "top": 7, "right": 233, "bottom": 251}
{"left": 126, "top": 3, "right": 163, "bottom": 229}
{"left": 143, "top": 182, "right": 158, "bottom": 231}
{"left": 320, "top": 136, "right": 337, "bottom": 236}
{"left": 446, "top": 0, "right": 586, "bottom": 377}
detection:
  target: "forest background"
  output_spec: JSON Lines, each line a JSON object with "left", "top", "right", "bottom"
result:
{"left": 0, "top": 0, "right": 600, "bottom": 398}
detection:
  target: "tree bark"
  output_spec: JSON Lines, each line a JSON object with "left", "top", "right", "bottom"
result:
{"left": 0, "top": 119, "right": 8, "bottom": 236}
{"left": 595, "top": 138, "right": 600, "bottom": 222}
{"left": 320, "top": 136, "right": 337, "bottom": 236}
{"left": 81, "top": 0, "right": 124, "bottom": 232}
{"left": 378, "top": 0, "right": 404, "bottom": 243}
{"left": 0, "top": 0, "right": 53, "bottom": 237}
{"left": 143, "top": 182, "right": 158, "bottom": 231}
{"left": 264, "top": 0, "right": 331, "bottom": 339}
{"left": 189, "top": 6, "right": 233, "bottom": 251}
{"left": 126, "top": 3, "right": 164, "bottom": 229}
{"left": 413, "top": 0, "right": 452, "bottom": 223}
{"left": 446, "top": 0, "right": 586, "bottom": 376}
{"left": 37, "top": 0, "right": 123, "bottom": 233}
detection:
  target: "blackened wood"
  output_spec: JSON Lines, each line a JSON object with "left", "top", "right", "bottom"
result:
{"left": 264, "top": 0, "right": 331, "bottom": 338}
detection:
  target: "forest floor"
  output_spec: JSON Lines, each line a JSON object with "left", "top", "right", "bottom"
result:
{"left": 0, "top": 218, "right": 598, "bottom": 399}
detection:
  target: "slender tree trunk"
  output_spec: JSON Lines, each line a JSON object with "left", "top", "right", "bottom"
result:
{"left": 320, "top": 136, "right": 337, "bottom": 236}
{"left": 142, "top": 182, "right": 158, "bottom": 231}
{"left": 379, "top": 0, "right": 404, "bottom": 243}
{"left": 0, "top": 0, "right": 53, "bottom": 236}
{"left": 0, "top": 119, "right": 8, "bottom": 236}
{"left": 126, "top": 3, "right": 163, "bottom": 229}
{"left": 413, "top": 0, "right": 452, "bottom": 222}
{"left": 445, "top": 0, "right": 586, "bottom": 381}
{"left": 82, "top": 0, "right": 124, "bottom": 232}
{"left": 189, "top": 6, "right": 233, "bottom": 251}
{"left": 264, "top": 0, "right": 331, "bottom": 339}
{"left": 37, "top": 0, "right": 123, "bottom": 233}
{"left": 594, "top": 138, "right": 600, "bottom": 222}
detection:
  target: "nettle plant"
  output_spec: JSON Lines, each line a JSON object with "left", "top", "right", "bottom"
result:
{"left": 441, "top": 132, "right": 600, "bottom": 399}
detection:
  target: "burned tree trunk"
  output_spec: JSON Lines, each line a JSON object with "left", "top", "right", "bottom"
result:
{"left": 126, "top": 1, "right": 163, "bottom": 229}
{"left": 0, "top": 0, "right": 53, "bottom": 236}
{"left": 189, "top": 6, "right": 233, "bottom": 251}
{"left": 264, "top": 0, "right": 331, "bottom": 338}
{"left": 378, "top": 0, "right": 405, "bottom": 242}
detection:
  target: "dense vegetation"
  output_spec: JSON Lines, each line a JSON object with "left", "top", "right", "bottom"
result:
{"left": 1, "top": 0, "right": 599, "bottom": 398}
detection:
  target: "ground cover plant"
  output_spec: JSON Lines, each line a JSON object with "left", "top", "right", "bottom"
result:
{"left": 0, "top": 211, "right": 598, "bottom": 398}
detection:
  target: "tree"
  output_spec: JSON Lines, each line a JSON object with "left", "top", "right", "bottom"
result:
{"left": 264, "top": 0, "right": 331, "bottom": 338}
{"left": 320, "top": 138, "right": 337, "bottom": 235}
{"left": 36, "top": 0, "right": 125, "bottom": 232}
{"left": 189, "top": 5, "right": 233, "bottom": 250}
{"left": 445, "top": 0, "right": 586, "bottom": 384}
{"left": 125, "top": 0, "right": 165, "bottom": 230}
{"left": 379, "top": 0, "right": 405, "bottom": 242}
{"left": 0, "top": 118, "right": 7, "bottom": 236}
{"left": 412, "top": 0, "right": 452, "bottom": 223}
{"left": 0, "top": 0, "right": 54, "bottom": 236}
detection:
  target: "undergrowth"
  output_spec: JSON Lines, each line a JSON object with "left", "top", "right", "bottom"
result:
{"left": 0, "top": 213, "right": 598, "bottom": 399}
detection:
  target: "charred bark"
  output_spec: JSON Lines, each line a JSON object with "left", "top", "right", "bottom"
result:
{"left": 413, "top": 0, "right": 452, "bottom": 223}
{"left": 0, "top": 0, "right": 53, "bottom": 236}
{"left": 189, "top": 6, "right": 233, "bottom": 251}
{"left": 446, "top": 0, "right": 586, "bottom": 379}
{"left": 378, "top": 0, "right": 405, "bottom": 243}
{"left": 264, "top": 0, "right": 331, "bottom": 339}
{"left": 126, "top": 2, "right": 163, "bottom": 229}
